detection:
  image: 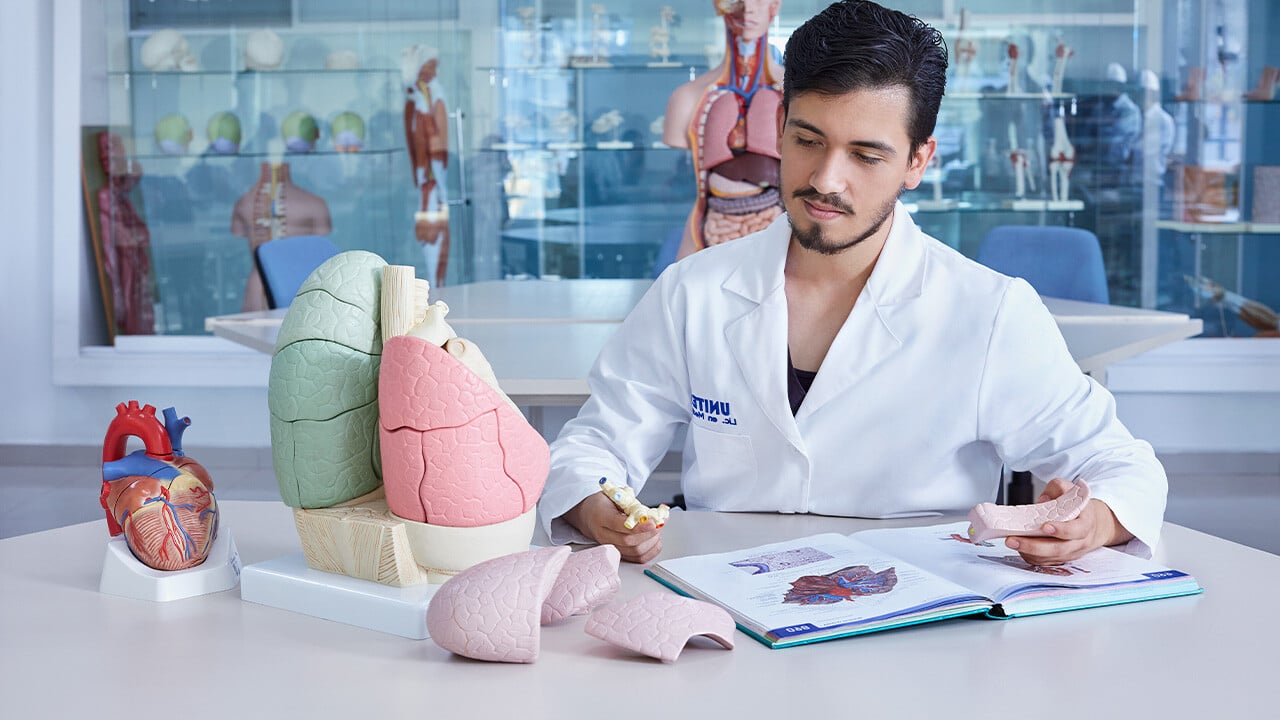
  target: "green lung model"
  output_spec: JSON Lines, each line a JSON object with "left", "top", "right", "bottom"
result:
{"left": 268, "top": 251, "right": 386, "bottom": 508}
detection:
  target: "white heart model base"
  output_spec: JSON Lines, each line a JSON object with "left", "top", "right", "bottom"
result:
{"left": 99, "top": 529, "right": 241, "bottom": 602}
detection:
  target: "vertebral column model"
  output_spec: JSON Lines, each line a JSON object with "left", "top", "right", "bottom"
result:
{"left": 664, "top": 0, "right": 783, "bottom": 258}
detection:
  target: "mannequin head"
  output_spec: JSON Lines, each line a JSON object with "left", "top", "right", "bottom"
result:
{"left": 718, "top": 0, "right": 781, "bottom": 43}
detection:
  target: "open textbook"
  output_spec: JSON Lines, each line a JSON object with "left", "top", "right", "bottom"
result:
{"left": 644, "top": 521, "right": 1202, "bottom": 649}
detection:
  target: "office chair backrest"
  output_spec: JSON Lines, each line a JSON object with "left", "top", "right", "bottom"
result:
{"left": 255, "top": 235, "right": 341, "bottom": 308}
{"left": 976, "top": 225, "right": 1109, "bottom": 304}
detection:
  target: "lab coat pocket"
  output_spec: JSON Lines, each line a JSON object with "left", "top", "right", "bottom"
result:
{"left": 684, "top": 425, "right": 758, "bottom": 510}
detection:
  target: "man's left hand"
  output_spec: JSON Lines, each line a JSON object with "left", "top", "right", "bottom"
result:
{"left": 1003, "top": 477, "right": 1134, "bottom": 565}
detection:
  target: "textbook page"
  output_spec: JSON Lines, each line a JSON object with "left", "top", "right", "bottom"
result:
{"left": 853, "top": 522, "right": 1190, "bottom": 603}
{"left": 650, "top": 532, "right": 989, "bottom": 641}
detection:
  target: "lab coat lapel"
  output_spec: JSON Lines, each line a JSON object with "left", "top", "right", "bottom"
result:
{"left": 795, "top": 203, "right": 924, "bottom": 423}
{"left": 723, "top": 218, "right": 804, "bottom": 449}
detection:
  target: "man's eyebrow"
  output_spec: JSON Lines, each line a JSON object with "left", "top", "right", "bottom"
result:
{"left": 786, "top": 117, "right": 898, "bottom": 156}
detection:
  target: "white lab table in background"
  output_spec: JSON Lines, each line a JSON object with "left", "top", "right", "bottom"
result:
{"left": 206, "top": 279, "right": 1203, "bottom": 402}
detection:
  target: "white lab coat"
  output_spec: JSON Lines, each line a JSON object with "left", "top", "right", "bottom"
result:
{"left": 539, "top": 205, "right": 1167, "bottom": 556}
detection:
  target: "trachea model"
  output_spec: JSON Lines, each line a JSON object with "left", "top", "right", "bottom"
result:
{"left": 966, "top": 480, "right": 1091, "bottom": 544}
{"left": 599, "top": 477, "right": 670, "bottom": 530}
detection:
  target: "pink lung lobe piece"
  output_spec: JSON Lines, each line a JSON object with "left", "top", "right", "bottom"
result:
{"left": 426, "top": 546, "right": 571, "bottom": 663}
{"left": 584, "top": 592, "right": 736, "bottom": 663}
{"left": 967, "top": 480, "right": 1092, "bottom": 543}
{"left": 379, "top": 335, "right": 550, "bottom": 527}
{"left": 541, "top": 545, "right": 622, "bottom": 624}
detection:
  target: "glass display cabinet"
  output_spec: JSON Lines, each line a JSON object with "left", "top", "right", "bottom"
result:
{"left": 80, "top": 0, "right": 1279, "bottom": 346}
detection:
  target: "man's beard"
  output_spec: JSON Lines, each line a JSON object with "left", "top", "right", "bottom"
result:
{"left": 789, "top": 186, "right": 903, "bottom": 256}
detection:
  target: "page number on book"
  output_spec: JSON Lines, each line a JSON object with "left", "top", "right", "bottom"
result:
{"left": 784, "top": 624, "right": 814, "bottom": 634}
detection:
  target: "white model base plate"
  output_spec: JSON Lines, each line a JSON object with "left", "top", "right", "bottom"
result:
{"left": 240, "top": 553, "right": 439, "bottom": 639}
{"left": 99, "top": 529, "right": 241, "bottom": 602}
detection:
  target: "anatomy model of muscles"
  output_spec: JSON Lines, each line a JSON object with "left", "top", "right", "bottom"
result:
{"left": 230, "top": 162, "right": 333, "bottom": 311}
{"left": 663, "top": 0, "right": 783, "bottom": 259}
{"left": 403, "top": 44, "right": 451, "bottom": 288}
{"left": 96, "top": 132, "right": 156, "bottom": 335}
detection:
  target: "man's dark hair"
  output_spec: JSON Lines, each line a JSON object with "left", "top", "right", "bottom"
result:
{"left": 783, "top": 0, "right": 948, "bottom": 153}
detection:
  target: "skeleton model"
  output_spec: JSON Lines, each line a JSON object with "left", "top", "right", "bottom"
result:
{"left": 1052, "top": 41, "right": 1073, "bottom": 95}
{"left": 1187, "top": 275, "right": 1280, "bottom": 336}
{"left": 517, "top": 6, "right": 539, "bottom": 65}
{"left": 1008, "top": 122, "right": 1034, "bottom": 198}
{"left": 589, "top": 4, "right": 611, "bottom": 65}
{"left": 1006, "top": 41, "right": 1021, "bottom": 95}
{"left": 953, "top": 9, "right": 977, "bottom": 85}
{"left": 649, "top": 6, "right": 677, "bottom": 66}
{"left": 1049, "top": 113, "right": 1076, "bottom": 204}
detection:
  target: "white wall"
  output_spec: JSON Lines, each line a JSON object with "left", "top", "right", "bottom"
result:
{"left": 1, "top": 0, "right": 1277, "bottom": 453}
{"left": 1, "top": 0, "right": 271, "bottom": 448}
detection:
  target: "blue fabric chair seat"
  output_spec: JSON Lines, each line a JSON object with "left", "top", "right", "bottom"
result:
{"left": 255, "top": 235, "right": 341, "bottom": 308}
{"left": 976, "top": 225, "right": 1109, "bottom": 304}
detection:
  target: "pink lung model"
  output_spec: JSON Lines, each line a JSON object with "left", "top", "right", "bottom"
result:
{"left": 426, "top": 546, "right": 571, "bottom": 663}
{"left": 584, "top": 593, "right": 736, "bottom": 663}
{"left": 967, "top": 480, "right": 1092, "bottom": 543}
{"left": 541, "top": 545, "right": 622, "bottom": 624}
{"left": 379, "top": 335, "right": 549, "bottom": 527}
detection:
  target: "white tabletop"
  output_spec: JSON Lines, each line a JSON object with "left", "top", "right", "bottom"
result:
{"left": 1, "top": 501, "right": 1272, "bottom": 719}
{"left": 206, "top": 280, "right": 1203, "bottom": 399}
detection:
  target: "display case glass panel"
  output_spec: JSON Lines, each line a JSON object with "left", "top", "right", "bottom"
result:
{"left": 83, "top": 0, "right": 1280, "bottom": 343}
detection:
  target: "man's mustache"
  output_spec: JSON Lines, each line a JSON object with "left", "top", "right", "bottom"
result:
{"left": 792, "top": 188, "right": 854, "bottom": 214}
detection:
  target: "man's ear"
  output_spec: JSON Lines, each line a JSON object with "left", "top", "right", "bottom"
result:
{"left": 776, "top": 102, "right": 786, "bottom": 156}
{"left": 903, "top": 137, "right": 937, "bottom": 191}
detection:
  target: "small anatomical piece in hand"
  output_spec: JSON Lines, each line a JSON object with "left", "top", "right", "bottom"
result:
{"left": 599, "top": 477, "right": 670, "bottom": 530}
{"left": 966, "top": 480, "right": 1091, "bottom": 544}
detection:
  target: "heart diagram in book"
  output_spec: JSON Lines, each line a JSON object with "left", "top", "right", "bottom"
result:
{"left": 978, "top": 555, "right": 1090, "bottom": 577}
{"left": 782, "top": 565, "right": 898, "bottom": 605}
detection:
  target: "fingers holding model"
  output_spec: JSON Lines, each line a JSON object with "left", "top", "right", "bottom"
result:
{"left": 995, "top": 477, "right": 1134, "bottom": 566}
{"left": 563, "top": 486, "right": 665, "bottom": 564}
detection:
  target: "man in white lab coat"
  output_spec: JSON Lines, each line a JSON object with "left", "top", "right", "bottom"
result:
{"left": 537, "top": 0, "right": 1166, "bottom": 565}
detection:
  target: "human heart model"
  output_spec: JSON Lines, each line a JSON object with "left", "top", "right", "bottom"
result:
{"left": 269, "top": 254, "right": 548, "bottom": 586}
{"left": 99, "top": 402, "right": 218, "bottom": 571}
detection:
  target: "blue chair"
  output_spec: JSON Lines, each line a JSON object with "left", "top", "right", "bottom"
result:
{"left": 255, "top": 235, "right": 340, "bottom": 308}
{"left": 976, "top": 225, "right": 1109, "bottom": 304}
{"left": 976, "top": 225, "right": 1108, "bottom": 505}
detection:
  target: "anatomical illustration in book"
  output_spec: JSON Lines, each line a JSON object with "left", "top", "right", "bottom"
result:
{"left": 782, "top": 565, "right": 899, "bottom": 606}
{"left": 730, "top": 546, "right": 835, "bottom": 575}
{"left": 978, "top": 554, "right": 1091, "bottom": 577}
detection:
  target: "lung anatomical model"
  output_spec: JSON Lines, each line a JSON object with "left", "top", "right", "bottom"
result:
{"left": 663, "top": 0, "right": 783, "bottom": 258}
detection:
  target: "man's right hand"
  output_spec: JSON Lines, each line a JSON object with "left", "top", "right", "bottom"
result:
{"left": 562, "top": 492, "right": 663, "bottom": 564}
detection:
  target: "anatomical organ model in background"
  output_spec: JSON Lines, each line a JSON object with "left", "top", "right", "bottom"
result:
{"left": 403, "top": 44, "right": 451, "bottom": 288}
{"left": 663, "top": 0, "right": 784, "bottom": 258}
{"left": 97, "top": 132, "right": 155, "bottom": 335}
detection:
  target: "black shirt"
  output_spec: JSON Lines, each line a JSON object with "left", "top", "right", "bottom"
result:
{"left": 787, "top": 350, "right": 818, "bottom": 416}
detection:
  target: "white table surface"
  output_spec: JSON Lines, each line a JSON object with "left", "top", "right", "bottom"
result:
{"left": 205, "top": 280, "right": 1203, "bottom": 399}
{"left": 1, "top": 501, "right": 1272, "bottom": 719}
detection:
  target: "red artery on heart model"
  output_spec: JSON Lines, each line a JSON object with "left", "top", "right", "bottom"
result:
{"left": 99, "top": 401, "right": 219, "bottom": 571}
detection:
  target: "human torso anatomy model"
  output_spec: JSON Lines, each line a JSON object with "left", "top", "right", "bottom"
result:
{"left": 231, "top": 162, "right": 333, "bottom": 311}
{"left": 663, "top": 0, "right": 783, "bottom": 259}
